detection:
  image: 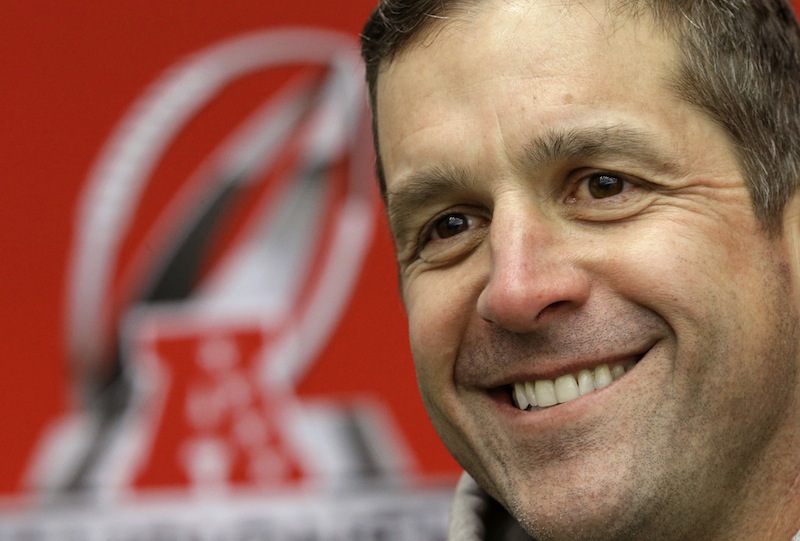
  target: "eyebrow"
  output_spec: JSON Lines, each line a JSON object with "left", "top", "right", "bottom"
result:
{"left": 386, "top": 165, "right": 476, "bottom": 247}
{"left": 385, "top": 124, "right": 681, "bottom": 246}
{"left": 521, "top": 124, "right": 681, "bottom": 176}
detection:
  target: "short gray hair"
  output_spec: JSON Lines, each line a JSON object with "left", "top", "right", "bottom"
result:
{"left": 361, "top": 0, "right": 800, "bottom": 233}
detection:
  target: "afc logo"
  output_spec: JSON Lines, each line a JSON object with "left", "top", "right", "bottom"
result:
{"left": 26, "top": 28, "right": 414, "bottom": 499}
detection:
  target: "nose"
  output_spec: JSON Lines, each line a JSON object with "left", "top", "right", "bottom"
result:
{"left": 476, "top": 203, "right": 590, "bottom": 333}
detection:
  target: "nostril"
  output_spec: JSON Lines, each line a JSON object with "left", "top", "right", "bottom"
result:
{"left": 536, "top": 300, "right": 577, "bottom": 321}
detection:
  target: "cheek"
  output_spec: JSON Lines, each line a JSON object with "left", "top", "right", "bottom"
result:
{"left": 597, "top": 220, "right": 750, "bottom": 315}
{"left": 404, "top": 270, "right": 483, "bottom": 389}
{"left": 406, "top": 290, "right": 460, "bottom": 385}
{"left": 601, "top": 218, "right": 792, "bottom": 379}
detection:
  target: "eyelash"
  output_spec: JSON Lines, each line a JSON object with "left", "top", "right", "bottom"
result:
{"left": 567, "top": 171, "right": 634, "bottom": 202}
{"left": 420, "top": 210, "right": 472, "bottom": 245}
{"left": 414, "top": 208, "right": 489, "bottom": 262}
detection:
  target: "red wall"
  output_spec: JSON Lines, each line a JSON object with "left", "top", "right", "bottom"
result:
{"left": 0, "top": 0, "right": 458, "bottom": 502}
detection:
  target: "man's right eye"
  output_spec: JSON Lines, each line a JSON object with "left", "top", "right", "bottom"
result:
{"left": 431, "top": 213, "right": 471, "bottom": 240}
{"left": 415, "top": 210, "right": 489, "bottom": 265}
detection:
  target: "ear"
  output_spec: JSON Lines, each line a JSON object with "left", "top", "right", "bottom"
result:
{"left": 781, "top": 192, "right": 800, "bottom": 295}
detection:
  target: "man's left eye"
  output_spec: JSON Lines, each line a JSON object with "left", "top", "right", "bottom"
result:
{"left": 563, "top": 169, "right": 654, "bottom": 222}
{"left": 587, "top": 173, "right": 625, "bottom": 198}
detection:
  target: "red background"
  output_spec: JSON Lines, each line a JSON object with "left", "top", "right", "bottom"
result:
{"left": 0, "top": 0, "right": 459, "bottom": 496}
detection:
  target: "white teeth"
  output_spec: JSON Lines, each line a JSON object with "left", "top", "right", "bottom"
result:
{"left": 513, "top": 382, "right": 530, "bottom": 410}
{"left": 594, "top": 364, "right": 613, "bottom": 389}
{"left": 512, "top": 362, "right": 633, "bottom": 411}
{"left": 577, "top": 369, "right": 594, "bottom": 396}
{"left": 524, "top": 381, "right": 537, "bottom": 407}
{"left": 535, "top": 380, "right": 557, "bottom": 407}
{"left": 555, "top": 374, "right": 580, "bottom": 404}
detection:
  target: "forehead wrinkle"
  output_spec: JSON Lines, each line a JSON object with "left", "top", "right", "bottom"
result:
{"left": 520, "top": 124, "right": 683, "bottom": 177}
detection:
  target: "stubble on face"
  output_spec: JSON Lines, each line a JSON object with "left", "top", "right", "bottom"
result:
{"left": 377, "top": 0, "right": 800, "bottom": 539}
{"left": 467, "top": 249, "right": 800, "bottom": 541}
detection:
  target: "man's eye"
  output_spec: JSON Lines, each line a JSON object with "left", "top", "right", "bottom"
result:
{"left": 432, "top": 213, "right": 470, "bottom": 240}
{"left": 567, "top": 171, "right": 636, "bottom": 205}
{"left": 587, "top": 173, "right": 624, "bottom": 198}
{"left": 413, "top": 210, "right": 489, "bottom": 265}
{"left": 563, "top": 169, "right": 653, "bottom": 222}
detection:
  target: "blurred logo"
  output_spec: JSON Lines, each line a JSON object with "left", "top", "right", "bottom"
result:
{"left": 26, "top": 28, "right": 411, "bottom": 499}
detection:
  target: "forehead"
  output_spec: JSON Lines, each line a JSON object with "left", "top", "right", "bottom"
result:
{"left": 374, "top": 0, "right": 679, "bottom": 188}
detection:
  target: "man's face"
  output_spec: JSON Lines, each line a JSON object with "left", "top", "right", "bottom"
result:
{"left": 376, "top": 1, "right": 800, "bottom": 539}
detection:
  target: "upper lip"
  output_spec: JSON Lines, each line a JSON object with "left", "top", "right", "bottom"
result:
{"left": 473, "top": 343, "right": 654, "bottom": 391}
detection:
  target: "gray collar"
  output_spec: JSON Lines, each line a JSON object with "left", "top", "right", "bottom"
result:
{"left": 448, "top": 473, "right": 532, "bottom": 541}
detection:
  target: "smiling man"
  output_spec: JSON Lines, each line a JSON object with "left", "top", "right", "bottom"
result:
{"left": 360, "top": 1, "right": 800, "bottom": 540}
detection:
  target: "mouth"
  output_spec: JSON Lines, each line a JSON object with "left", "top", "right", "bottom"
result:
{"left": 508, "top": 359, "right": 639, "bottom": 412}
